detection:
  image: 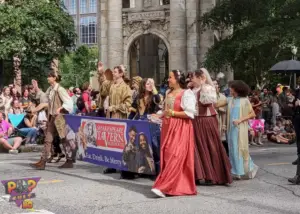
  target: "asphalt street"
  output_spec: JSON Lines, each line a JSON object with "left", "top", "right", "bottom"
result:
{"left": 0, "top": 143, "right": 300, "bottom": 214}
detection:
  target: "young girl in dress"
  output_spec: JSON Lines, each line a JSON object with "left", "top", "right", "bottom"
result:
{"left": 216, "top": 80, "right": 258, "bottom": 180}
{"left": 151, "top": 70, "right": 197, "bottom": 198}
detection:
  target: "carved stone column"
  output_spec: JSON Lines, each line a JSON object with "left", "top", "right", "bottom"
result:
{"left": 107, "top": 0, "right": 123, "bottom": 68}
{"left": 99, "top": 0, "right": 108, "bottom": 66}
{"left": 135, "top": 0, "right": 143, "bottom": 9}
{"left": 130, "top": 0, "right": 135, "bottom": 8}
{"left": 169, "top": 0, "right": 187, "bottom": 71}
{"left": 199, "top": 0, "right": 215, "bottom": 65}
{"left": 186, "top": 0, "right": 199, "bottom": 72}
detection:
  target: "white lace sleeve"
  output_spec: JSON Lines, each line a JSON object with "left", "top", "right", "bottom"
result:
{"left": 181, "top": 89, "right": 196, "bottom": 119}
{"left": 58, "top": 87, "right": 73, "bottom": 113}
{"left": 199, "top": 84, "right": 217, "bottom": 104}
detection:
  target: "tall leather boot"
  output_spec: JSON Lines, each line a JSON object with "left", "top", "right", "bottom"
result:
{"left": 58, "top": 159, "right": 74, "bottom": 169}
{"left": 30, "top": 158, "right": 43, "bottom": 167}
{"left": 288, "top": 157, "right": 300, "bottom": 184}
{"left": 30, "top": 158, "right": 46, "bottom": 170}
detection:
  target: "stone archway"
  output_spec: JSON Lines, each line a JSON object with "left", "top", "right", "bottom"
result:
{"left": 124, "top": 30, "right": 170, "bottom": 84}
{"left": 124, "top": 28, "right": 170, "bottom": 81}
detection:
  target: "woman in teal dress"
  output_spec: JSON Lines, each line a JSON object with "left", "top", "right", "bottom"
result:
{"left": 217, "top": 80, "right": 258, "bottom": 179}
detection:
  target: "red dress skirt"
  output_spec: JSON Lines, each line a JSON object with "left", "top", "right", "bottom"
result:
{"left": 152, "top": 91, "right": 197, "bottom": 196}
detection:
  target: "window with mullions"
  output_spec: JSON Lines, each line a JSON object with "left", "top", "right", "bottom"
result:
{"left": 80, "top": 0, "right": 87, "bottom": 14}
{"left": 160, "top": 0, "right": 170, "bottom": 5}
{"left": 89, "top": 0, "right": 97, "bottom": 13}
{"left": 69, "top": 0, "right": 77, "bottom": 15}
{"left": 80, "top": 16, "right": 97, "bottom": 44}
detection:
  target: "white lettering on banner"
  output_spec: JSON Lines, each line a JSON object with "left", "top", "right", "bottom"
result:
{"left": 81, "top": 119, "right": 128, "bottom": 152}
{"left": 86, "top": 152, "right": 92, "bottom": 159}
{"left": 85, "top": 152, "right": 121, "bottom": 166}
{"left": 92, "top": 154, "right": 104, "bottom": 162}
{"left": 97, "top": 132, "right": 123, "bottom": 147}
{"left": 110, "top": 157, "right": 122, "bottom": 167}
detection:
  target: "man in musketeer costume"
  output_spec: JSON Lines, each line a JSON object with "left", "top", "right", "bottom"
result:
{"left": 30, "top": 71, "right": 74, "bottom": 170}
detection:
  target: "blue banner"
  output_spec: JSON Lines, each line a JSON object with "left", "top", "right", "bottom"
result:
{"left": 64, "top": 115, "right": 160, "bottom": 175}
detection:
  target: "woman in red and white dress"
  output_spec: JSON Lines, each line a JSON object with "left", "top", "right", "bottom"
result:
{"left": 191, "top": 68, "right": 232, "bottom": 185}
{"left": 151, "top": 70, "right": 197, "bottom": 198}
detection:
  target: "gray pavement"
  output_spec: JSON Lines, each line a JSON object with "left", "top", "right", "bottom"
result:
{"left": 0, "top": 143, "right": 300, "bottom": 214}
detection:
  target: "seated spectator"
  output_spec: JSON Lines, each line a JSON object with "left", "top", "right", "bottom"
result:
{"left": 249, "top": 119, "right": 265, "bottom": 146}
{"left": 249, "top": 127, "right": 256, "bottom": 145}
{"left": 267, "top": 119, "right": 293, "bottom": 144}
{"left": 8, "top": 100, "right": 38, "bottom": 145}
{"left": 17, "top": 110, "right": 38, "bottom": 145}
{"left": 20, "top": 86, "right": 31, "bottom": 110}
{"left": 0, "top": 86, "right": 13, "bottom": 116}
{"left": 282, "top": 119, "right": 296, "bottom": 141}
{"left": 0, "top": 113, "right": 22, "bottom": 154}
{"left": 8, "top": 99, "right": 24, "bottom": 115}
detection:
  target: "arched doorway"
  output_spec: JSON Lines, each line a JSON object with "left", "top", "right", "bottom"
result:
{"left": 128, "top": 34, "right": 169, "bottom": 84}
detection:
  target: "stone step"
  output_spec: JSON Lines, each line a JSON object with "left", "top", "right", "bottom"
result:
{"left": 0, "top": 145, "right": 43, "bottom": 153}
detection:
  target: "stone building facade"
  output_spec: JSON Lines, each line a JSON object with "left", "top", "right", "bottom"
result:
{"left": 95, "top": 0, "right": 229, "bottom": 85}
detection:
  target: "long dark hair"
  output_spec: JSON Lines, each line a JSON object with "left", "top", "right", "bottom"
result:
{"left": 171, "top": 70, "right": 186, "bottom": 89}
{"left": 138, "top": 133, "right": 152, "bottom": 157}
{"left": 48, "top": 70, "right": 62, "bottom": 83}
{"left": 10, "top": 87, "right": 21, "bottom": 100}
{"left": 137, "top": 78, "right": 153, "bottom": 110}
{"left": 2, "top": 86, "right": 11, "bottom": 96}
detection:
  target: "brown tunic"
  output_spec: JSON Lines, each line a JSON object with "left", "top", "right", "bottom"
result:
{"left": 97, "top": 79, "right": 112, "bottom": 110}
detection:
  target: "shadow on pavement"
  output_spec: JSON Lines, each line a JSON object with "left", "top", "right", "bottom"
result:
{"left": 11, "top": 161, "right": 157, "bottom": 199}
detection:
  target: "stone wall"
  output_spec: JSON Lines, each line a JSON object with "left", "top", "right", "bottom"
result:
{"left": 97, "top": 0, "right": 216, "bottom": 82}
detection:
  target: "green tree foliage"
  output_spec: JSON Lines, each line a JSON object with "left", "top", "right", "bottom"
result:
{"left": 0, "top": 0, "right": 76, "bottom": 89}
{"left": 199, "top": 0, "right": 300, "bottom": 88}
{"left": 59, "top": 45, "right": 98, "bottom": 88}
